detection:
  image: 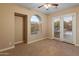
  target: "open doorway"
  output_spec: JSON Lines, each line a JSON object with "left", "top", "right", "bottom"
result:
{"left": 15, "top": 13, "right": 27, "bottom": 45}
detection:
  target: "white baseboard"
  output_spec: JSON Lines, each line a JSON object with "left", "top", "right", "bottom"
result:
{"left": 0, "top": 46, "right": 15, "bottom": 52}
{"left": 28, "top": 37, "right": 47, "bottom": 44}
{"left": 75, "top": 44, "right": 79, "bottom": 46}
{"left": 48, "top": 37, "right": 54, "bottom": 39}
{"left": 15, "top": 41, "right": 23, "bottom": 45}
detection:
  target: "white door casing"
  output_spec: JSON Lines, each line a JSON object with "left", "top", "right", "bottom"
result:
{"left": 52, "top": 13, "right": 76, "bottom": 44}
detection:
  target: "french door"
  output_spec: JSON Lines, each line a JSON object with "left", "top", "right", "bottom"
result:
{"left": 52, "top": 16, "right": 61, "bottom": 40}
{"left": 52, "top": 13, "right": 76, "bottom": 44}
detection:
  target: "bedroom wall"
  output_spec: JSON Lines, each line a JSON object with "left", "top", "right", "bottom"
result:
{"left": 0, "top": 4, "right": 48, "bottom": 51}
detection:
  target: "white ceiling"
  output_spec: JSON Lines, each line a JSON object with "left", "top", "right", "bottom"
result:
{"left": 17, "top": 3, "right": 79, "bottom": 14}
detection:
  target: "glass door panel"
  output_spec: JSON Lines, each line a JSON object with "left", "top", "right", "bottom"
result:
{"left": 54, "top": 17, "right": 60, "bottom": 38}
{"left": 63, "top": 16, "right": 73, "bottom": 43}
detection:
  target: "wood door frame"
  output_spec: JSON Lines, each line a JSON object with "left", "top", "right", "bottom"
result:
{"left": 15, "top": 13, "right": 27, "bottom": 44}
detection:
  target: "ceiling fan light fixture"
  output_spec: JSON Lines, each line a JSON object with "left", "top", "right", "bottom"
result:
{"left": 44, "top": 4, "right": 52, "bottom": 10}
{"left": 38, "top": 3, "right": 58, "bottom": 10}
{"left": 48, "top": 4, "right": 52, "bottom": 7}
{"left": 44, "top": 4, "right": 49, "bottom": 9}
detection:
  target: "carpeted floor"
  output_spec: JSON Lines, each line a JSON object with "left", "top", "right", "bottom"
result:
{"left": 0, "top": 39, "right": 79, "bottom": 56}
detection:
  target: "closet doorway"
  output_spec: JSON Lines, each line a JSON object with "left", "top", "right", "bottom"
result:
{"left": 15, "top": 13, "right": 27, "bottom": 44}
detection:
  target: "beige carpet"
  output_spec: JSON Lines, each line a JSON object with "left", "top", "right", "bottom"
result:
{"left": 0, "top": 39, "right": 79, "bottom": 56}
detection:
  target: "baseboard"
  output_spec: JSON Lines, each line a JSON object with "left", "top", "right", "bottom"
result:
{"left": 48, "top": 37, "right": 54, "bottom": 39}
{"left": 28, "top": 37, "right": 47, "bottom": 44}
{"left": 15, "top": 41, "right": 23, "bottom": 45}
{"left": 75, "top": 44, "right": 79, "bottom": 46}
{"left": 0, "top": 46, "right": 15, "bottom": 52}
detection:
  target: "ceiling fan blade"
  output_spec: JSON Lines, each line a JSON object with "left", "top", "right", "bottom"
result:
{"left": 51, "top": 4, "right": 58, "bottom": 6}
{"left": 38, "top": 5, "right": 44, "bottom": 8}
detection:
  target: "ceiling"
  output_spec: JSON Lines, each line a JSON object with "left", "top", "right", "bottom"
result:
{"left": 17, "top": 3, "right": 79, "bottom": 14}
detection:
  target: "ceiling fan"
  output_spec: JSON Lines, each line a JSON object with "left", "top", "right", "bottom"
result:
{"left": 38, "top": 3, "right": 58, "bottom": 10}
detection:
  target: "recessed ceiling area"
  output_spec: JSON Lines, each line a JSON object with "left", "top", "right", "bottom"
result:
{"left": 17, "top": 3, "right": 79, "bottom": 14}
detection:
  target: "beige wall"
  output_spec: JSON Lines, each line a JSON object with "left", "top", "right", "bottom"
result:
{"left": 0, "top": 4, "right": 48, "bottom": 50}
{"left": 48, "top": 6, "right": 79, "bottom": 45}
{"left": 1, "top": 3, "right": 79, "bottom": 51}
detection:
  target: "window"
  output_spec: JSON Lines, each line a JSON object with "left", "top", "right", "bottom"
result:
{"left": 31, "top": 15, "right": 41, "bottom": 34}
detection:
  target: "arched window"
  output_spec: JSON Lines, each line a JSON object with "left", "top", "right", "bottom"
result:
{"left": 31, "top": 15, "right": 41, "bottom": 34}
